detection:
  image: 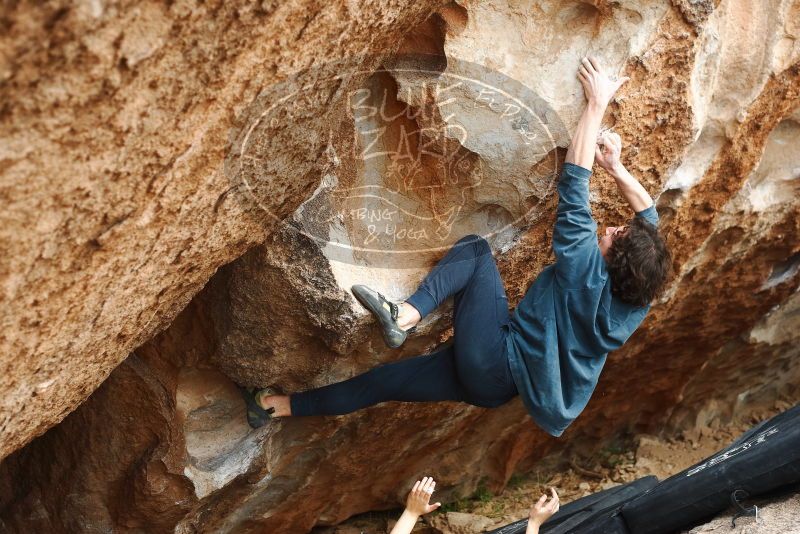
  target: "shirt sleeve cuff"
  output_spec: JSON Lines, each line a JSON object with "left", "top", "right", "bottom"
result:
{"left": 562, "top": 162, "right": 593, "bottom": 180}
{"left": 634, "top": 204, "right": 659, "bottom": 226}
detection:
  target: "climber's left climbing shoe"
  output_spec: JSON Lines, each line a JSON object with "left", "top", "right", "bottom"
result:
{"left": 351, "top": 284, "right": 408, "bottom": 349}
{"left": 239, "top": 385, "right": 276, "bottom": 429}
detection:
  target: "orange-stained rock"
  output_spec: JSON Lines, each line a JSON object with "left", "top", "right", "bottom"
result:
{"left": 0, "top": 0, "right": 446, "bottom": 459}
{"left": 1, "top": 0, "right": 799, "bottom": 532}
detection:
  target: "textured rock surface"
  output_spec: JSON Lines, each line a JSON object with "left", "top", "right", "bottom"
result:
{"left": 429, "top": 512, "right": 494, "bottom": 534}
{"left": 0, "top": 0, "right": 446, "bottom": 459}
{"left": 1, "top": 0, "right": 800, "bottom": 532}
{"left": 684, "top": 492, "right": 800, "bottom": 534}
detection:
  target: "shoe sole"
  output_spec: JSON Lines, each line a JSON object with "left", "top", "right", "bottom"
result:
{"left": 351, "top": 285, "right": 406, "bottom": 349}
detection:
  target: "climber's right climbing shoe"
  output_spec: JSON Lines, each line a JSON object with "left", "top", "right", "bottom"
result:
{"left": 239, "top": 385, "right": 276, "bottom": 429}
{"left": 351, "top": 284, "right": 408, "bottom": 349}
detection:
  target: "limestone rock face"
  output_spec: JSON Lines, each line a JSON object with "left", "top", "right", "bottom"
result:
{"left": 1, "top": 0, "right": 800, "bottom": 533}
{"left": 428, "top": 511, "right": 495, "bottom": 534}
{"left": 0, "top": 0, "right": 445, "bottom": 459}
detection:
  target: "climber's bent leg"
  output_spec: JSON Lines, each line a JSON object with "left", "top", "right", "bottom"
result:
{"left": 290, "top": 345, "right": 469, "bottom": 416}
{"left": 295, "top": 235, "right": 514, "bottom": 417}
{"left": 405, "top": 234, "right": 516, "bottom": 407}
{"left": 450, "top": 236, "right": 516, "bottom": 406}
{"left": 405, "top": 234, "right": 496, "bottom": 319}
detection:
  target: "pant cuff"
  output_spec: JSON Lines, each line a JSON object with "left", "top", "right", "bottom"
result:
{"left": 405, "top": 287, "right": 437, "bottom": 319}
{"left": 289, "top": 393, "right": 312, "bottom": 417}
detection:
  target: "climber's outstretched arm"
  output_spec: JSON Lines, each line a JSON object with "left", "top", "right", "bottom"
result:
{"left": 595, "top": 131, "right": 654, "bottom": 213}
{"left": 552, "top": 57, "right": 631, "bottom": 284}
{"left": 565, "top": 57, "right": 629, "bottom": 170}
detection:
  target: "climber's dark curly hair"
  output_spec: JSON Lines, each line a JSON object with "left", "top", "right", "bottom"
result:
{"left": 607, "top": 217, "right": 671, "bottom": 307}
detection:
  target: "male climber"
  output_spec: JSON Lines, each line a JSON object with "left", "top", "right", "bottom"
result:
{"left": 241, "top": 57, "right": 671, "bottom": 437}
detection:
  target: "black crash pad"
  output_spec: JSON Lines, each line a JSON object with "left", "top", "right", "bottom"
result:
{"left": 485, "top": 476, "right": 658, "bottom": 534}
{"left": 620, "top": 403, "right": 800, "bottom": 534}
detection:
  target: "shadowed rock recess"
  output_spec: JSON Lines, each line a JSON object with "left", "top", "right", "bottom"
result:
{"left": 1, "top": 0, "right": 799, "bottom": 532}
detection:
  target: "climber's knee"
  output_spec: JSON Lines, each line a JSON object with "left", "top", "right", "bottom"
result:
{"left": 455, "top": 234, "right": 491, "bottom": 257}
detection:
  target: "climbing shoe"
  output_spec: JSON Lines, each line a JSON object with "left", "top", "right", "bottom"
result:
{"left": 239, "top": 385, "right": 276, "bottom": 429}
{"left": 351, "top": 284, "right": 408, "bottom": 349}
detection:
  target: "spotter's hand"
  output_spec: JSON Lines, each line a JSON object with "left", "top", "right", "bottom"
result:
{"left": 529, "top": 487, "right": 560, "bottom": 527}
{"left": 404, "top": 477, "right": 441, "bottom": 517}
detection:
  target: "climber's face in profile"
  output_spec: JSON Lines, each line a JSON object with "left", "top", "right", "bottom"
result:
{"left": 599, "top": 225, "right": 627, "bottom": 259}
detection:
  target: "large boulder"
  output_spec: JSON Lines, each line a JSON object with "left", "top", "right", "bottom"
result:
{"left": 1, "top": 0, "right": 799, "bottom": 532}
{"left": 0, "top": 0, "right": 446, "bottom": 459}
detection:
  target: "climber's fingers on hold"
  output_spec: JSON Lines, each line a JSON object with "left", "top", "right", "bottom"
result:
{"left": 609, "top": 134, "right": 622, "bottom": 151}
{"left": 581, "top": 56, "right": 596, "bottom": 74}
{"left": 600, "top": 131, "right": 620, "bottom": 150}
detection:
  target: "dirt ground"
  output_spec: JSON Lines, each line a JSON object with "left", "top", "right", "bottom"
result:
{"left": 316, "top": 396, "right": 800, "bottom": 534}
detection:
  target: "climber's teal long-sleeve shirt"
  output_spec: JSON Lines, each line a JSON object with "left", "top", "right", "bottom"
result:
{"left": 506, "top": 162, "right": 659, "bottom": 437}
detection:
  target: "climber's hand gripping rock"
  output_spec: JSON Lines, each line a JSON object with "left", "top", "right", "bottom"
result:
{"left": 577, "top": 56, "right": 629, "bottom": 107}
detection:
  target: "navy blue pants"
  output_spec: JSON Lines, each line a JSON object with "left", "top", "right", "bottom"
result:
{"left": 290, "top": 235, "right": 518, "bottom": 416}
